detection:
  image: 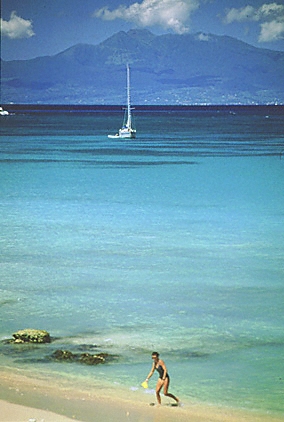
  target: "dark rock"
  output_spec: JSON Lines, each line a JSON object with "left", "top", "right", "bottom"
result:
{"left": 49, "top": 349, "right": 114, "bottom": 365}
{"left": 78, "top": 352, "right": 106, "bottom": 365}
{"left": 51, "top": 349, "right": 75, "bottom": 361}
{"left": 12, "top": 329, "right": 51, "bottom": 344}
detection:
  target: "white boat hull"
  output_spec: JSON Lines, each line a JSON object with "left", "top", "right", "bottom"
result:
{"left": 108, "top": 130, "right": 136, "bottom": 139}
{"left": 0, "top": 107, "right": 9, "bottom": 116}
{"left": 108, "top": 134, "right": 120, "bottom": 139}
{"left": 119, "top": 128, "right": 136, "bottom": 138}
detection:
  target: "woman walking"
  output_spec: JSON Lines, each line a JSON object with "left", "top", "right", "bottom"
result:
{"left": 143, "top": 352, "right": 179, "bottom": 405}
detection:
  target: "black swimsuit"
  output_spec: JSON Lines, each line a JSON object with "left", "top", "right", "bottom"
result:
{"left": 156, "top": 364, "right": 169, "bottom": 379}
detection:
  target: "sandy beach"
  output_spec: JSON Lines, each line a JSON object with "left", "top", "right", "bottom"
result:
{"left": 0, "top": 400, "right": 83, "bottom": 422}
{"left": 1, "top": 369, "right": 283, "bottom": 422}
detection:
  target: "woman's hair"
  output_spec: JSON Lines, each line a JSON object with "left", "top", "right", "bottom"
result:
{"left": 152, "top": 352, "right": 159, "bottom": 357}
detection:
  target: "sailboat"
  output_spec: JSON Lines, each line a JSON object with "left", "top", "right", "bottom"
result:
{"left": 0, "top": 107, "right": 9, "bottom": 116}
{"left": 108, "top": 64, "right": 136, "bottom": 139}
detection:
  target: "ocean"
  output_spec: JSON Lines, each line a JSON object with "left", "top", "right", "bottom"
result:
{"left": 0, "top": 106, "right": 284, "bottom": 417}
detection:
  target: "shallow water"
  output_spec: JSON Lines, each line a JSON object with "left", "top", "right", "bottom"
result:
{"left": 0, "top": 107, "right": 284, "bottom": 415}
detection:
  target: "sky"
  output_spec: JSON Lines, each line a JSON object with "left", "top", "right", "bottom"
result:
{"left": 1, "top": 0, "right": 284, "bottom": 60}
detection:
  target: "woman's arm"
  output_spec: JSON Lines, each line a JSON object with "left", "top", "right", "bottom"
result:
{"left": 145, "top": 362, "right": 155, "bottom": 381}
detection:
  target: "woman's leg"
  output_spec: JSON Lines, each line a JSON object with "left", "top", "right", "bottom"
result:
{"left": 155, "top": 379, "right": 164, "bottom": 404}
{"left": 163, "top": 377, "right": 179, "bottom": 403}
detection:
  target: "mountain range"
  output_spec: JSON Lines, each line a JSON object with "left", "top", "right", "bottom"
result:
{"left": 1, "top": 29, "right": 284, "bottom": 105}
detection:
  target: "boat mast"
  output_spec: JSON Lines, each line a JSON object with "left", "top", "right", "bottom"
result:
{"left": 126, "top": 64, "right": 132, "bottom": 129}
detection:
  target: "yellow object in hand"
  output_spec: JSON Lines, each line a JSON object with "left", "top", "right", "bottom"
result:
{"left": 141, "top": 381, "right": 148, "bottom": 389}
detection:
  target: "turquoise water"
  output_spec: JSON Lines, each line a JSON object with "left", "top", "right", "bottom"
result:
{"left": 0, "top": 108, "right": 284, "bottom": 415}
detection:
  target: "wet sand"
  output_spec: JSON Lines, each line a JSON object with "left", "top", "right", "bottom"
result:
{"left": 0, "top": 370, "right": 283, "bottom": 422}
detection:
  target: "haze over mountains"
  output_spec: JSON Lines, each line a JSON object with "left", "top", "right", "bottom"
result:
{"left": 1, "top": 29, "right": 284, "bottom": 105}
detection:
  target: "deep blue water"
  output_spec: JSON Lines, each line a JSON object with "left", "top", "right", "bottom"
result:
{"left": 0, "top": 107, "right": 284, "bottom": 415}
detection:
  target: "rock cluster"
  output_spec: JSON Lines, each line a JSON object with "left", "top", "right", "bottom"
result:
{"left": 12, "top": 329, "right": 51, "bottom": 344}
{"left": 4, "top": 329, "right": 117, "bottom": 366}
{"left": 51, "top": 350, "right": 111, "bottom": 365}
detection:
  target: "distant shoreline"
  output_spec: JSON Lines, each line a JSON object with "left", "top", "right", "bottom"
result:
{"left": 2, "top": 103, "right": 284, "bottom": 115}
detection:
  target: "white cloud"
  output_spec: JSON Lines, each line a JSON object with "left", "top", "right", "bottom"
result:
{"left": 94, "top": 0, "right": 200, "bottom": 34}
{"left": 259, "top": 19, "right": 284, "bottom": 41}
{"left": 1, "top": 11, "right": 35, "bottom": 39}
{"left": 196, "top": 33, "right": 210, "bottom": 41}
{"left": 223, "top": 2, "right": 284, "bottom": 42}
{"left": 224, "top": 5, "right": 256, "bottom": 24}
{"left": 259, "top": 3, "right": 284, "bottom": 17}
